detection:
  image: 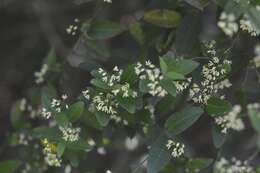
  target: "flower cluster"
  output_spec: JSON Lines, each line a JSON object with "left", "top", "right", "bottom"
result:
{"left": 59, "top": 125, "right": 81, "bottom": 142}
{"left": 41, "top": 108, "right": 52, "bottom": 119}
{"left": 135, "top": 61, "right": 167, "bottom": 97}
{"left": 174, "top": 78, "right": 192, "bottom": 93}
{"left": 240, "top": 15, "right": 259, "bottom": 37}
{"left": 19, "top": 98, "right": 41, "bottom": 119}
{"left": 166, "top": 140, "right": 185, "bottom": 158}
{"left": 41, "top": 139, "right": 62, "bottom": 167}
{"left": 214, "top": 157, "right": 254, "bottom": 173}
{"left": 92, "top": 92, "right": 118, "bottom": 115}
{"left": 82, "top": 66, "right": 137, "bottom": 125}
{"left": 66, "top": 18, "right": 79, "bottom": 35}
{"left": 218, "top": 12, "right": 238, "bottom": 37}
{"left": 189, "top": 42, "right": 232, "bottom": 104}
{"left": 34, "top": 64, "right": 48, "bottom": 84}
{"left": 215, "top": 105, "right": 244, "bottom": 133}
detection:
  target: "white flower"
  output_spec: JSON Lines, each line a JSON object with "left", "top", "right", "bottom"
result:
{"left": 82, "top": 89, "right": 90, "bottom": 100}
{"left": 51, "top": 99, "right": 62, "bottom": 112}
{"left": 214, "top": 157, "right": 254, "bottom": 173}
{"left": 59, "top": 125, "right": 81, "bottom": 142}
{"left": 97, "top": 147, "right": 107, "bottom": 155}
{"left": 125, "top": 136, "right": 139, "bottom": 151}
{"left": 190, "top": 42, "right": 232, "bottom": 104}
{"left": 240, "top": 15, "right": 259, "bottom": 37}
{"left": 19, "top": 98, "right": 27, "bottom": 111}
{"left": 104, "top": 0, "right": 112, "bottom": 3}
{"left": 66, "top": 19, "right": 80, "bottom": 36}
{"left": 41, "top": 108, "right": 52, "bottom": 119}
{"left": 106, "top": 170, "right": 112, "bottom": 173}
{"left": 135, "top": 61, "right": 167, "bottom": 97}
{"left": 93, "top": 93, "right": 118, "bottom": 115}
{"left": 62, "top": 94, "right": 68, "bottom": 100}
{"left": 42, "top": 139, "right": 62, "bottom": 167}
{"left": 215, "top": 105, "right": 244, "bottom": 133}
{"left": 34, "top": 64, "right": 48, "bottom": 84}
{"left": 218, "top": 12, "right": 238, "bottom": 37}
{"left": 166, "top": 140, "right": 185, "bottom": 158}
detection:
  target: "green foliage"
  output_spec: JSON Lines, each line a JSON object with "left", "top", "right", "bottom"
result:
{"left": 144, "top": 9, "right": 181, "bottom": 28}
{"left": 165, "top": 105, "right": 204, "bottom": 135}
{"left": 0, "top": 160, "right": 20, "bottom": 173}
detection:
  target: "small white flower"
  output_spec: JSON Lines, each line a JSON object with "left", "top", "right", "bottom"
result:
{"left": 59, "top": 125, "right": 81, "bottom": 142}
{"left": 42, "top": 139, "right": 62, "bottom": 167}
{"left": 106, "top": 170, "right": 112, "bottom": 173}
{"left": 19, "top": 98, "right": 27, "bottom": 111}
{"left": 34, "top": 64, "right": 48, "bottom": 84}
{"left": 125, "top": 136, "right": 139, "bottom": 151}
{"left": 82, "top": 89, "right": 90, "bottom": 100}
{"left": 62, "top": 94, "right": 68, "bottom": 100}
{"left": 218, "top": 12, "right": 238, "bottom": 37}
{"left": 215, "top": 105, "right": 244, "bottom": 133}
{"left": 41, "top": 108, "right": 52, "bottom": 119}
{"left": 97, "top": 147, "right": 107, "bottom": 155}
{"left": 166, "top": 140, "right": 185, "bottom": 158}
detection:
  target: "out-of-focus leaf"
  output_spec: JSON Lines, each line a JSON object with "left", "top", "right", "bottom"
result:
{"left": 90, "top": 79, "right": 109, "bottom": 90}
{"left": 0, "top": 160, "right": 20, "bottom": 173}
{"left": 144, "top": 9, "right": 181, "bottom": 28}
{"left": 118, "top": 97, "right": 136, "bottom": 114}
{"left": 57, "top": 142, "right": 66, "bottom": 157}
{"left": 67, "top": 101, "right": 85, "bottom": 123}
{"left": 55, "top": 112, "right": 69, "bottom": 126}
{"left": 247, "top": 7, "right": 260, "bottom": 33}
{"left": 147, "top": 135, "right": 171, "bottom": 173}
{"left": 165, "top": 105, "right": 203, "bottom": 135}
{"left": 212, "top": 125, "right": 226, "bottom": 148}
{"left": 248, "top": 107, "right": 260, "bottom": 133}
{"left": 129, "top": 22, "right": 145, "bottom": 46}
{"left": 10, "top": 100, "right": 23, "bottom": 129}
{"left": 95, "top": 111, "right": 110, "bottom": 127}
{"left": 41, "top": 84, "right": 57, "bottom": 109}
{"left": 186, "top": 158, "right": 213, "bottom": 172}
{"left": 32, "top": 127, "right": 61, "bottom": 142}
{"left": 184, "top": 0, "right": 210, "bottom": 10}
{"left": 174, "top": 14, "right": 201, "bottom": 56}
{"left": 82, "top": 20, "right": 125, "bottom": 40}
{"left": 206, "top": 97, "right": 231, "bottom": 116}
{"left": 65, "top": 139, "right": 93, "bottom": 151}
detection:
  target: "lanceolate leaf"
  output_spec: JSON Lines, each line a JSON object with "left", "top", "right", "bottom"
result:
{"left": 165, "top": 105, "right": 204, "bottom": 135}
{"left": 147, "top": 135, "right": 171, "bottom": 173}
{"left": 206, "top": 97, "right": 231, "bottom": 116}
{"left": 144, "top": 9, "right": 181, "bottom": 28}
{"left": 248, "top": 107, "right": 260, "bottom": 133}
{"left": 67, "top": 101, "right": 85, "bottom": 123}
{"left": 82, "top": 20, "right": 125, "bottom": 40}
{"left": 212, "top": 125, "right": 226, "bottom": 148}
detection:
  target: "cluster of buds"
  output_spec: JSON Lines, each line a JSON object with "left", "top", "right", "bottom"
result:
{"left": 34, "top": 64, "right": 49, "bottom": 84}
{"left": 218, "top": 12, "right": 238, "bottom": 37}
{"left": 66, "top": 18, "right": 79, "bottom": 36}
{"left": 41, "top": 139, "right": 62, "bottom": 167}
{"left": 59, "top": 125, "right": 81, "bottom": 142}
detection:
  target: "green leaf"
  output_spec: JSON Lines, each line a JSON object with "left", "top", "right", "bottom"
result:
{"left": 57, "top": 142, "right": 66, "bottom": 157}
{"left": 161, "top": 56, "right": 199, "bottom": 77}
{"left": 0, "top": 160, "right": 20, "bottom": 173}
{"left": 95, "top": 111, "right": 110, "bottom": 127}
{"left": 165, "top": 105, "right": 204, "bottom": 135}
{"left": 166, "top": 71, "right": 185, "bottom": 80}
{"left": 65, "top": 139, "right": 93, "bottom": 151}
{"left": 212, "top": 125, "right": 226, "bottom": 148}
{"left": 139, "top": 79, "right": 150, "bottom": 93}
{"left": 160, "top": 79, "right": 177, "bottom": 97}
{"left": 67, "top": 101, "right": 85, "bottom": 123}
{"left": 41, "top": 84, "right": 57, "bottom": 109}
{"left": 159, "top": 57, "right": 168, "bottom": 75}
{"left": 144, "top": 9, "right": 181, "bottom": 28}
{"left": 247, "top": 7, "right": 260, "bottom": 33}
{"left": 186, "top": 158, "right": 213, "bottom": 173}
{"left": 90, "top": 78, "right": 109, "bottom": 90}
{"left": 32, "top": 126, "right": 61, "bottom": 142}
{"left": 82, "top": 20, "right": 125, "bottom": 40}
{"left": 206, "top": 97, "right": 231, "bottom": 116}
{"left": 147, "top": 135, "right": 171, "bottom": 173}
{"left": 248, "top": 107, "right": 260, "bottom": 133}
{"left": 10, "top": 100, "right": 23, "bottom": 129}
{"left": 129, "top": 22, "right": 145, "bottom": 46}
{"left": 121, "top": 64, "right": 138, "bottom": 84}
{"left": 55, "top": 112, "right": 69, "bottom": 126}
{"left": 118, "top": 97, "right": 136, "bottom": 114}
